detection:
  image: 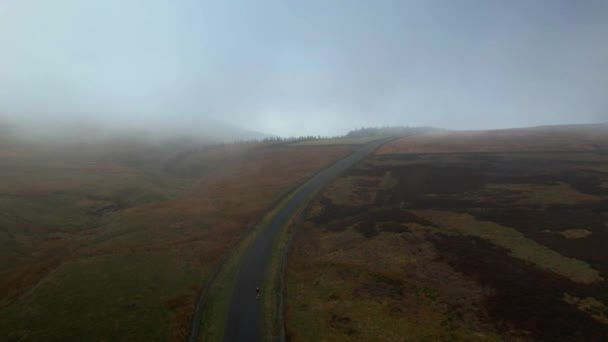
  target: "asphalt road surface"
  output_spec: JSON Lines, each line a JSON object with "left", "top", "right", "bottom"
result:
{"left": 223, "top": 139, "right": 389, "bottom": 342}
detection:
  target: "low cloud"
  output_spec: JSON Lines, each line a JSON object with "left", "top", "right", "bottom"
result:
{"left": 1, "top": 0, "right": 606, "bottom": 137}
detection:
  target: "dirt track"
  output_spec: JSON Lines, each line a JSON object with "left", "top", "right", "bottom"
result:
{"left": 222, "top": 140, "right": 388, "bottom": 342}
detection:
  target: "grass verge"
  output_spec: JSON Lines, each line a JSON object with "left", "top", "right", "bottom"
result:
{"left": 260, "top": 198, "right": 312, "bottom": 341}
{"left": 197, "top": 193, "right": 296, "bottom": 341}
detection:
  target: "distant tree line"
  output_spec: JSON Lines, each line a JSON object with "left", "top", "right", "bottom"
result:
{"left": 345, "top": 126, "right": 439, "bottom": 138}
{"left": 228, "top": 126, "right": 441, "bottom": 145}
{"left": 222, "top": 135, "right": 328, "bottom": 145}
{"left": 260, "top": 135, "right": 324, "bottom": 144}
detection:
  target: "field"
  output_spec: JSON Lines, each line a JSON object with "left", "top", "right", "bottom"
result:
{"left": 0, "top": 138, "right": 353, "bottom": 341}
{"left": 377, "top": 124, "right": 608, "bottom": 154}
{"left": 286, "top": 126, "right": 608, "bottom": 340}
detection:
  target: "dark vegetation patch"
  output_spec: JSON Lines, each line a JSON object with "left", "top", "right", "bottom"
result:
{"left": 471, "top": 205, "right": 608, "bottom": 274}
{"left": 353, "top": 273, "right": 404, "bottom": 300}
{"left": 312, "top": 199, "right": 433, "bottom": 238}
{"left": 295, "top": 151, "right": 608, "bottom": 339}
{"left": 390, "top": 165, "right": 488, "bottom": 198}
{"left": 312, "top": 197, "right": 367, "bottom": 224}
{"left": 559, "top": 170, "right": 608, "bottom": 195}
{"left": 430, "top": 233, "right": 608, "bottom": 341}
{"left": 329, "top": 313, "right": 357, "bottom": 335}
{"left": 353, "top": 178, "right": 380, "bottom": 188}
{"left": 357, "top": 164, "right": 489, "bottom": 204}
{"left": 352, "top": 153, "right": 608, "bottom": 275}
{"left": 90, "top": 200, "right": 128, "bottom": 216}
{"left": 473, "top": 206, "right": 605, "bottom": 232}
{"left": 377, "top": 221, "right": 410, "bottom": 233}
{"left": 352, "top": 215, "right": 417, "bottom": 238}
{"left": 352, "top": 221, "right": 378, "bottom": 238}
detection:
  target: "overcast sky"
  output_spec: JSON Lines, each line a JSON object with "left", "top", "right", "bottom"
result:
{"left": 1, "top": 0, "right": 607, "bottom": 136}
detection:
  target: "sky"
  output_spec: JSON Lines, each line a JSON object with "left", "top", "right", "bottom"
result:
{"left": 0, "top": 0, "right": 607, "bottom": 137}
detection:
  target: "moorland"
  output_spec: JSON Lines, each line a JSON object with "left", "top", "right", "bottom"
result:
{"left": 0, "top": 134, "right": 354, "bottom": 341}
{"left": 286, "top": 124, "right": 608, "bottom": 341}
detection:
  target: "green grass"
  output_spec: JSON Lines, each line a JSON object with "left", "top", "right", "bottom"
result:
{"left": 0, "top": 252, "right": 202, "bottom": 341}
{"left": 197, "top": 179, "right": 318, "bottom": 341}
{"left": 0, "top": 193, "right": 95, "bottom": 233}
{"left": 323, "top": 175, "right": 379, "bottom": 207}
{"left": 260, "top": 198, "right": 311, "bottom": 341}
{"left": 198, "top": 197, "right": 291, "bottom": 342}
{"left": 323, "top": 176, "right": 357, "bottom": 206}
{"left": 564, "top": 293, "right": 608, "bottom": 324}
{"left": 1, "top": 139, "right": 354, "bottom": 341}
{"left": 559, "top": 229, "right": 593, "bottom": 239}
{"left": 286, "top": 257, "right": 500, "bottom": 341}
{"left": 0, "top": 157, "right": 192, "bottom": 309}
{"left": 381, "top": 171, "right": 398, "bottom": 190}
{"left": 415, "top": 210, "right": 602, "bottom": 284}
{"left": 485, "top": 182, "right": 599, "bottom": 206}
{"left": 260, "top": 220, "right": 290, "bottom": 342}
{"left": 0, "top": 165, "right": 187, "bottom": 236}
{"left": 197, "top": 234, "right": 255, "bottom": 342}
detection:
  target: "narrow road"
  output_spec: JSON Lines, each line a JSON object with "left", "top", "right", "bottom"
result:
{"left": 223, "top": 139, "right": 389, "bottom": 342}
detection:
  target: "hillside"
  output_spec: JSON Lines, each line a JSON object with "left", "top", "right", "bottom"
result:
{"left": 286, "top": 123, "right": 608, "bottom": 340}
{"left": 0, "top": 135, "right": 352, "bottom": 340}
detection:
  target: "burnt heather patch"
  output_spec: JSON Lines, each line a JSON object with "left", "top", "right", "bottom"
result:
{"left": 430, "top": 233, "right": 608, "bottom": 341}
{"left": 287, "top": 151, "right": 608, "bottom": 340}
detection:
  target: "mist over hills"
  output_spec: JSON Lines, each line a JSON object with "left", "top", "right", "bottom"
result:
{"left": 4, "top": 113, "right": 607, "bottom": 148}
{"left": 0, "top": 115, "right": 272, "bottom": 145}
